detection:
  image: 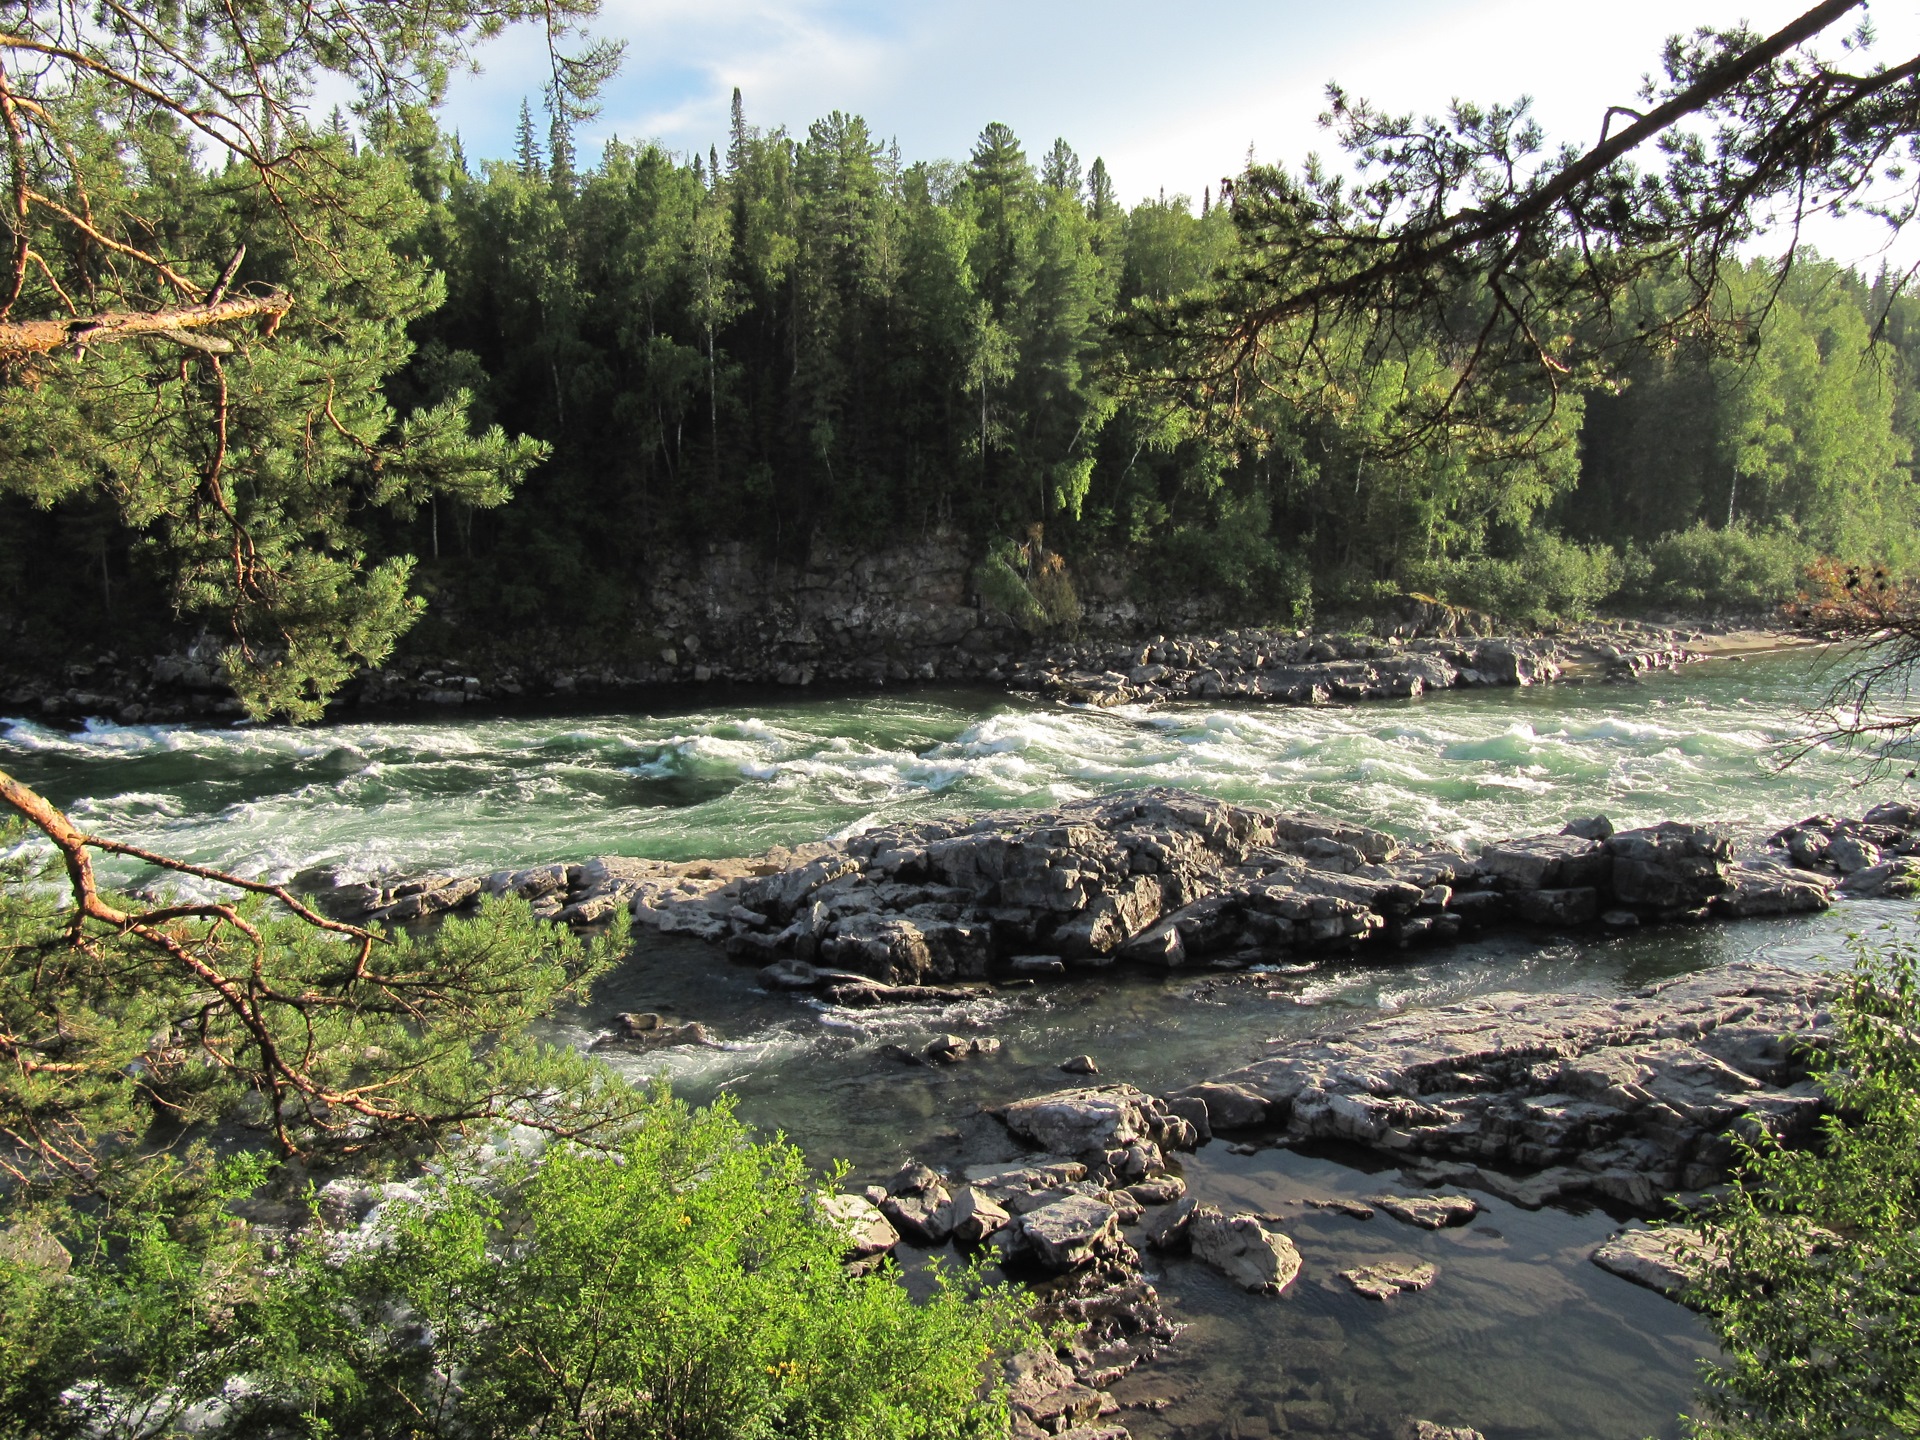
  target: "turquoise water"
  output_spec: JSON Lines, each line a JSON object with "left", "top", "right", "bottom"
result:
{"left": 3, "top": 649, "right": 1910, "bottom": 1440}
{"left": 0, "top": 651, "right": 1899, "bottom": 889}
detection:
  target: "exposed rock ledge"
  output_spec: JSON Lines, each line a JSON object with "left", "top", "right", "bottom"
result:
{"left": 1186, "top": 961, "right": 1832, "bottom": 1209}
{"left": 333, "top": 790, "right": 1918, "bottom": 1001}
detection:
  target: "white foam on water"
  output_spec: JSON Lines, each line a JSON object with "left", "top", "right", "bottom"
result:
{"left": 3, "top": 652, "right": 1902, "bottom": 880}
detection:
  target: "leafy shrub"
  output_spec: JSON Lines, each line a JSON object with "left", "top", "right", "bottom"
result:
{"left": 0, "top": 825, "right": 1039, "bottom": 1439}
{"left": 1141, "top": 499, "right": 1313, "bottom": 626}
{"left": 1687, "top": 935, "right": 1920, "bottom": 1438}
{"left": 1631, "top": 522, "right": 1813, "bottom": 609}
{"left": 244, "top": 1091, "right": 1038, "bottom": 1439}
{"left": 1407, "top": 531, "right": 1624, "bottom": 624}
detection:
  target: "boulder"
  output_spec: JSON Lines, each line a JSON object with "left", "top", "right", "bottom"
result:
{"left": 1188, "top": 1206, "right": 1302, "bottom": 1293}
{"left": 1509, "top": 886, "right": 1599, "bottom": 926}
{"left": 1003, "top": 1348, "right": 1104, "bottom": 1434}
{"left": 1838, "top": 857, "right": 1920, "bottom": 898}
{"left": 1021, "top": 1194, "right": 1119, "bottom": 1271}
{"left": 1479, "top": 834, "right": 1607, "bottom": 890}
{"left": 1002, "top": 1085, "right": 1166, "bottom": 1157}
{"left": 948, "top": 1186, "right": 1012, "bottom": 1245}
{"left": 817, "top": 1194, "right": 899, "bottom": 1260}
{"left": 1165, "top": 1081, "right": 1270, "bottom": 1131}
{"left": 880, "top": 1164, "right": 954, "bottom": 1245}
{"left": 1143, "top": 1194, "right": 1198, "bottom": 1252}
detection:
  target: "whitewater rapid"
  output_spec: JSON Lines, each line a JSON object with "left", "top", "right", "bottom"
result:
{"left": 0, "top": 652, "right": 1891, "bottom": 889}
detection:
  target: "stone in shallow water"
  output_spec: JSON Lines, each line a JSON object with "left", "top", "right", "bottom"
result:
{"left": 1341, "top": 1259, "right": 1437, "bottom": 1300}
{"left": 1188, "top": 1205, "right": 1302, "bottom": 1293}
{"left": 1590, "top": 1225, "right": 1715, "bottom": 1303}
{"left": 816, "top": 1194, "right": 898, "bottom": 1260}
{"left": 1370, "top": 1193, "right": 1479, "bottom": 1229}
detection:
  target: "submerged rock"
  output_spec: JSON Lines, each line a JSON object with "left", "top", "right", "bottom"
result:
{"left": 1370, "top": 1194, "right": 1479, "bottom": 1230}
{"left": 1341, "top": 1259, "right": 1438, "bottom": 1300}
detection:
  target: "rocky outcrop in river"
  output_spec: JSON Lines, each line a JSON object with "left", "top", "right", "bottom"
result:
{"left": 337, "top": 791, "right": 1918, "bottom": 997}
{"left": 1180, "top": 961, "right": 1832, "bottom": 1208}
{"left": 1010, "top": 623, "right": 1698, "bottom": 709}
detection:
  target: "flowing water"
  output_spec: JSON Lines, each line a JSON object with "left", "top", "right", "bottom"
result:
{"left": 4, "top": 649, "right": 1914, "bottom": 1440}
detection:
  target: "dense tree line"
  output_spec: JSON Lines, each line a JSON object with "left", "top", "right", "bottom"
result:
{"left": 7, "top": 89, "right": 1920, "bottom": 649}
{"left": 377, "top": 96, "right": 1920, "bottom": 631}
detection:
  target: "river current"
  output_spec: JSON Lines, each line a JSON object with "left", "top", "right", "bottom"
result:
{"left": 3, "top": 650, "right": 1912, "bottom": 1440}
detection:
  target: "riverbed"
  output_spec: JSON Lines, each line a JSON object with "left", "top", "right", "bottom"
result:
{"left": 3, "top": 650, "right": 1911, "bottom": 1439}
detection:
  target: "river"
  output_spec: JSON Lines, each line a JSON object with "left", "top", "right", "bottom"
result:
{"left": 3, "top": 650, "right": 1910, "bottom": 1439}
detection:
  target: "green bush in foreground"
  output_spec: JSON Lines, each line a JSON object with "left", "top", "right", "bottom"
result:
{"left": 247, "top": 1093, "right": 1038, "bottom": 1440}
{"left": 0, "top": 813, "right": 1037, "bottom": 1439}
{"left": 1687, "top": 934, "right": 1920, "bottom": 1438}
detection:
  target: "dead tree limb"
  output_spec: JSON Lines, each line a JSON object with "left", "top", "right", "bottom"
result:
{"left": 0, "top": 291, "right": 291, "bottom": 359}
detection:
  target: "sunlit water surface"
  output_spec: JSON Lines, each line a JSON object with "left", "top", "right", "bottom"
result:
{"left": 5, "top": 651, "right": 1913, "bottom": 1439}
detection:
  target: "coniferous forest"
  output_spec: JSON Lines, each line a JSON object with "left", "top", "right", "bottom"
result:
{"left": 8, "top": 90, "right": 1920, "bottom": 658}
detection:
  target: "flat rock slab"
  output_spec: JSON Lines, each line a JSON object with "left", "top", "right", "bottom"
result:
{"left": 1591, "top": 1226, "right": 1715, "bottom": 1303}
{"left": 1342, "top": 1259, "right": 1438, "bottom": 1300}
{"left": 817, "top": 1194, "right": 899, "bottom": 1260}
{"left": 1371, "top": 1194, "right": 1479, "bottom": 1230}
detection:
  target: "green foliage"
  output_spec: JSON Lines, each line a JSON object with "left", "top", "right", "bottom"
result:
{"left": 1687, "top": 935, "right": 1920, "bottom": 1439}
{"left": 1628, "top": 523, "right": 1814, "bottom": 610}
{"left": 1408, "top": 530, "right": 1624, "bottom": 624}
{"left": 974, "top": 535, "right": 1080, "bottom": 633}
{"left": 243, "top": 1094, "right": 1036, "bottom": 1439}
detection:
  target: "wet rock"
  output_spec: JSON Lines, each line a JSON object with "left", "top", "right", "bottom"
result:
{"left": 1022, "top": 1194, "right": 1121, "bottom": 1271}
{"left": 1607, "top": 822, "right": 1732, "bottom": 910}
{"left": 1590, "top": 1226, "right": 1716, "bottom": 1303}
{"left": 1370, "top": 1194, "right": 1479, "bottom": 1230}
{"left": 817, "top": 1194, "right": 899, "bottom": 1260}
{"left": 925, "top": 1033, "right": 1001, "bottom": 1064}
{"left": 1718, "top": 862, "right": 1835, "bottom": 915}
{"left": 1509, "top": 886, "right": 1599, "bottom": 926}
{"left": 1003, "top": 1347, "right": 1106, "bottom": 1434}
{"left": 1188, "top": 1206, "right": 1302, "bottom": 1293}
{"left": 1060, "top": 1054, "right": 1100, "bottom": 1075}
{"left": 1341, "top": 1259, "right": 1437, "bottom": 1300}
{"left": 1838, "top": 857, "right": 1920, "bottom": 898}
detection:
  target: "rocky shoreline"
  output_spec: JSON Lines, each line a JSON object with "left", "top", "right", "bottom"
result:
{"left": 3, "top": 611, "right": 1730, "bottom": 725}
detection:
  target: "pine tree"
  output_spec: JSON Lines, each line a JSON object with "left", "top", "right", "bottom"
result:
{"left": 515, "top": 98, "right": 545, "bottom": 179}
{"left": 1041, "top": 138, "right": 1082, "bottom": 197}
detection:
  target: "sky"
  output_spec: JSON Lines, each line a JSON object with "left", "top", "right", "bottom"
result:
{"left": 436, "top": 0, "right": 1920, "bottom": 271}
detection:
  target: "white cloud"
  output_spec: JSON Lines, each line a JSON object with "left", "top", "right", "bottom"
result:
{"left": 438, "top": 0, "right": 1920, "bottom": 268}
